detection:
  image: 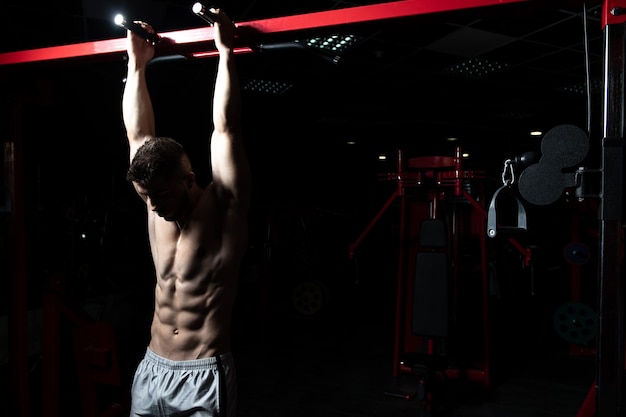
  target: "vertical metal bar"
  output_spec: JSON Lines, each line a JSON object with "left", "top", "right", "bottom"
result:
{"left": 392, "top": 192, "right": 407, "bottom": 378}
{"left": 597, "top": 14, "right": 625, "bottom": 417}
{"left": 393, "top": 150, "right": 406, "bottom": 378}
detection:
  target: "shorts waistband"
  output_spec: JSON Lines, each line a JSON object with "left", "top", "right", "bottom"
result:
{"left": 144, "top": 347, "right": 232, "bottom": 371}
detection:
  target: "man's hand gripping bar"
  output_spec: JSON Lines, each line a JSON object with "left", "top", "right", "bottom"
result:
{"left": 114, "top": 14, "right": 161, "bottom": 45}
{"left": 192, "top": 3, "right": 218, "bottom": 24}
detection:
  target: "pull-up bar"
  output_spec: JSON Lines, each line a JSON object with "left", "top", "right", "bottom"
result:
{"left": 0, "top": 0, "right": 528, "bottom": 66}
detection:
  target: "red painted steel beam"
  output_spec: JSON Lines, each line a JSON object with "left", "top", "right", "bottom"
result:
{"left": 0, "top": 0, "right": 529, "bottom": 66}
{"left": 603, "top": 0, "right": 626, "bottom": 27}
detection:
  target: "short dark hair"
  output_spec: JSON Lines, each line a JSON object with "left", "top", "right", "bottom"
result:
{"left": 126, "top": 137, "right": 190, "bottom": 187}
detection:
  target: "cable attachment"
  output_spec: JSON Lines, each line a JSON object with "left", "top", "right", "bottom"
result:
{"left": 501, "top": 158, "right": 515, "bottom": 187}
{"left": 487, "top": 158, "right": 527, "bottom": 238}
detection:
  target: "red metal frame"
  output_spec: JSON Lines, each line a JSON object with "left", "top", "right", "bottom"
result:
{"left": 350, "top": 150, "right": 487, "bottom": 379}
{"left": 0, "top": 0, "right": 528, "bottom": 67}
{"left": 400, "top": 151, "right": 491, "bottom": 386}
{"left": 603, "top": 0, "right": 626, "bottom": 27}
{"left": 348, "top": 147, "right": 539, "bottom": 394}
{"left": 576, "top": 381, "right": 597, "bottom": 417}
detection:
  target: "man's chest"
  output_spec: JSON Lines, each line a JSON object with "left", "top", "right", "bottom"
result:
{"left": 151, "top": 222, "right": 222, "bottom": 279}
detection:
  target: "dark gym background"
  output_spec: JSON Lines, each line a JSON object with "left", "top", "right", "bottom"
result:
{"left": 0, "top": 0, "right": 613, "bottom": 416}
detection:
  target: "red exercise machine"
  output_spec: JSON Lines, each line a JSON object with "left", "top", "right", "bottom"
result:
{"left": 349, "top": 148, "right": 534, "bottom": 413}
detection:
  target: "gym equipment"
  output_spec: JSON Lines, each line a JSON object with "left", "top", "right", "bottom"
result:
{"left": 517, "top": 124, "right": 589, "bottom": 206}
{"left": 351, "top": 148, "right": 491, "bottom": 392}
{"left": 192, "top": 2, "right": 217, "bottom": 25}
{"left": 350, "top": 147, "right": 547, "bottom": 414}
{"left": 3, "top": 2, "right": 625, "bottom": 417}
{"left": 113, "top": 14, "right": 160, "bottom": 45}
{"left": 412, "top": 219, "right": 449, "bottom": 338}
{"left": 407, "top": 219, "right": 450, "bottom": 416}
{"left": 487, "top": 159, "right": 527, "bottom": 238}
{"left": 0, "top": 0, "right": 528, "bottom": 66}
{"left": 595, "top": 7, "right": 626, "bottom": 416}
{"left": 351, "top": 147, "right": 540, "bottom": 416}
{"left": 42, "top": 275, "right": 127, "bottom": 417}
{"left": 561, "top": 200, "right": 598, "bottom": 359}
{"left": 563, "top": 241, "right": 591, "bottom": 266}
{"left": 553, "top": 302, "right": 597, "bottom": 346}
{"left": 291, "top": 280, "right": 329, "bottom": 315}
{"left": 400, "top": 351, "right": 448, "bottom": 415}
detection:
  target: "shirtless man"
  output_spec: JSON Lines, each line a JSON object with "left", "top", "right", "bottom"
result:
{"left": 122, "top": 8, "right": 250, "bottom": 417}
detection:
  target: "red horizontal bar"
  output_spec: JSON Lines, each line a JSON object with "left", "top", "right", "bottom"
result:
{"left": 192, "top": 46, "right": 254, "bottom": 58}
{"left": 0, "top": 0, "right": 528, "bottom": 66}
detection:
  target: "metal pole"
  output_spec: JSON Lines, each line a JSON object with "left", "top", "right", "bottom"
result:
{"left": 597, "top": 3, "right": 625, "bottom": 415}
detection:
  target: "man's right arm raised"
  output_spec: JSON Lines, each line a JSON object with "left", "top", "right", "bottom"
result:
{"left": 122, "top": 24, "right": 156, "bottom": 162}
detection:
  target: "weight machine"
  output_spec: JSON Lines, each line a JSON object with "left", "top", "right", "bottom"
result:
{"left": 1, "top": 1, "right": 625, "bottom": 416}
{"left": 348, "top": 147, "right": 535, "bottom": 413}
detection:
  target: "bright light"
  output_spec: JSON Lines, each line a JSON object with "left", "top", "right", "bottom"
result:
{"left": 114, "top": 14, "right": 125, "bottom": 27}
{"left": 530, "top": 130, "right": 543, "bottom": 136}
{"left": 192, "top": 2, "right": 214, "bottom": 24}
{"left": 301, "top": 35, "right": 359, "bottom": 53}
{"left": 378, "top": 154, "right": 387, "bottom": 161}
{"left": 192, "top": 2, "right": 204, "bottom": 14}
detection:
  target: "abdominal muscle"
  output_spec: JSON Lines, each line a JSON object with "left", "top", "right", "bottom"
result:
{"left": 148, "top": 273, "right": 234, "bottom": 360}
{"left": 144, "top": 189, "right": 244, "bottom": 361}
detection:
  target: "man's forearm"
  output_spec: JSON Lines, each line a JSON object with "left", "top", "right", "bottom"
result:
{"left": 213, "top": 50, "right": 241, "bottom": 134}
{"left": 123, "top": 62, "right": 156, "bottom": 150}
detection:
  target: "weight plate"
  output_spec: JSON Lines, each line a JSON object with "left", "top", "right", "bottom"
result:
{"left": 292, "top": 280, "right": 328, "bottom": 315}
{"left": 553, "top": 301, "right": 596, "bottom": 345}
{"left": 563, "top": 242, "right": 590, "bottom": 265}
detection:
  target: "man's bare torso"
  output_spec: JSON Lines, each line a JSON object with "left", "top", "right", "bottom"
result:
{"left": 146, "top": 184, "right": 246, "bottom": 360}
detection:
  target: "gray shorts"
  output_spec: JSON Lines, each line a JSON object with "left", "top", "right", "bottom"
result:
{"left": 130, "top": 348, "right": 237, "bottom": 417}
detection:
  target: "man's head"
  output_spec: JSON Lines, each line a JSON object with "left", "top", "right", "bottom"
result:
{"left": 127, "top": 137, "right": 195, "bottom": 221}
{"left": 127, "top": 137, "right": 191, "bottom": 186}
